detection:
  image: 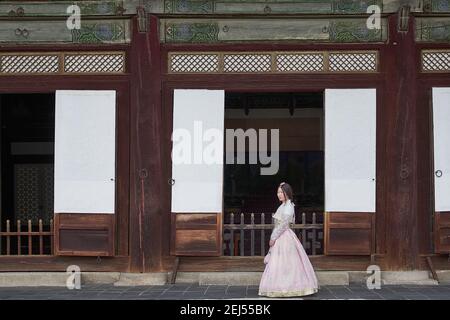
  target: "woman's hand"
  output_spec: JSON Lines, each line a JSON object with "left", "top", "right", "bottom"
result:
{"left": 269, "top": 239, "right": 275, "bottom": 247}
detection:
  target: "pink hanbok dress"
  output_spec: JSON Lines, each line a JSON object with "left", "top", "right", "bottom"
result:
{"left": 258, "top": 200, "right": 319, "bottom": 297}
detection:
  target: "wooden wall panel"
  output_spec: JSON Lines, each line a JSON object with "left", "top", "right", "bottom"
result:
{"left": 324, "top": 212, "right": 374, "bottom": 255}
{"left": 435, "top": 212, "right": 450, "bottom": 254}
{"left": 55, "top": 213, "right": 115, "bottom": 257}
{"left": 171, "top": 213, "right": 222, "bottom": 256}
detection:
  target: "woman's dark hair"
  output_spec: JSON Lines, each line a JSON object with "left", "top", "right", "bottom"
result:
{"left": 278, "top": 182, "right": 294, "bottom": 203}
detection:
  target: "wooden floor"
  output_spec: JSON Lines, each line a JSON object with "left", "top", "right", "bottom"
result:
{"left": 0, "top": 254, "right": 448, "bottom": 272}
{"left": 164, "top": 255, "right": 378, "bottom": 272}
{"left": 165, "top": 255, "right": 450, "bottom": 272}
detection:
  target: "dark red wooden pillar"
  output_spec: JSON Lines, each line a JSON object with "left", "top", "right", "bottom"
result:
{"left": 416, "top": 55, "right": 433, "bottom": 257}
{"left": 383, "top": 12, "right": 420, "bottom": 270}
{"left": 129, "top": 15, "right": 164, "bottom": 272}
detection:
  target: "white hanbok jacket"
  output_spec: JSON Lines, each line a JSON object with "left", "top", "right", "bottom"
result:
{"left": 270, "top": 199, "right": 295, "bottom": 241}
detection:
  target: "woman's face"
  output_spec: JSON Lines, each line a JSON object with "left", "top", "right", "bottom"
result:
{"left": 277, "top": 187, "right": 286, "bottom": 202}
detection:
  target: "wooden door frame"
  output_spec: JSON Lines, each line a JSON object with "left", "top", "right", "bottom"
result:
{"left": 160, "top": 43, "right": 386, "bottom": 269}
{"left": 0, "top": 71, "right": 131, "bottom": 271}
{"left": 416, "top": 42, "right": 450, "bottom": 256}
{"left": 152, "top": 13, "right": 441, "bottom": 272}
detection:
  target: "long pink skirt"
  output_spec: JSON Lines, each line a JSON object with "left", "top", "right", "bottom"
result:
{"left": 258, "top": 228, "right": 319, "bottom": 297}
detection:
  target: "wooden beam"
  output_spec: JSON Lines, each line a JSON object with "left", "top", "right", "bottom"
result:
{"left": 426, "top": 256, "right": 440, "bottom": 283}
{"left": 162, "top": 256, "right": 381, "bottom": 272}
{"left": 419, "top": 254, "right": 450, "bottom": 271}
{"left": 169, "top": 257, "right": 180, "bottom": 284}
{"left": 0, "top": 256, "right": 130, "bottom": 272}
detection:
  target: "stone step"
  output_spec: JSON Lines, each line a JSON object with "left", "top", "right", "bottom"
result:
{"left": 437, "top": 270, "right": 450, "bottom": 283}
{"left": 380, "top": 271, "right": 437, "bottom": 285}
{"left": 381, "top": 279, "right": 439, "bottom": 285}
{"left": 113, "top": 273, "right": 167, "bottom": 286}
{"left": 175, "top": 271, "right": 349, "bottom": 286}
{"left": 350, "top": 271, "right": 439, "bottom": 285}
{"left": 0, "top": 270, "right": 444, "bottom": 287}
{"left": 317, "top": 271, "right": 349, "bottom": 286}
{"left": 382, "top": 271, "right": 432, "bottom": 281}
{"left": 0, "top": 272, "right": 166, "bottom": 287}
{"left": 0, "top": 272, "right": 69, "bottom": 287}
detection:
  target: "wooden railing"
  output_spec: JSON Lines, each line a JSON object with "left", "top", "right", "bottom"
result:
{"left": 0, "top": 219, "right": 54, "bottom": 256}
{"left": 223, "top": 212, "right": 323, "bottom": 256}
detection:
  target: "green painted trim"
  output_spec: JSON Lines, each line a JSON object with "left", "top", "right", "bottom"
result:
{"left": 165, "top": 21, "right": 220, "bottom": 42}
{"left": 416, "top": 18, "right": 450, "bottom": 42}
{"left": 6, "top": 0, "right": 450, "bottom": 18}
{"left": 164, "top": 0, "right": 214, "bottom": 14}
{"left": 329, "top": 20, "right": 383, "bottom": 42}
{"left": 161, "top": 18, "right": 387, "bottom": 43}
{"left": 423, "top": 0, "right": 450, "bottom": 13}
{"left": 332, "top": 0, "right": 382, "bottom": 14}
{"left": 72, "top": 20, "right": 129, "bottom": 43}
{"left": 0, "top": 0, "right": 419, "bottom": 17}
{"left": 162, "top": 0, "right": 383, "bottom": 14}
{"left": 78, "top": 1, "right": 124, "bottom": 15}
{"left": 0, "top": 1, "right": 132, "bottom": 17}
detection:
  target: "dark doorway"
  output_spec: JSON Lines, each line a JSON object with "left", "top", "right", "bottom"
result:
{"left": 223, "top": 92, "right": 324, "bottom": 256}
{"left": 0, "top": 93, "right": 55, "bottom": 255}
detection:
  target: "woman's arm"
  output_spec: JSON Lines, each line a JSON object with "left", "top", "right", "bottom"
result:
{"left": 270, "top": 203, "right": 294, "bottom": 241}
{"left": 270, "top": 218, "right": 290, "bottom": 242}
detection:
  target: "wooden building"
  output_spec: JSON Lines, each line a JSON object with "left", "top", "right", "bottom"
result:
{"left": 0, "top": 0, "right": 449, "bottom": 275}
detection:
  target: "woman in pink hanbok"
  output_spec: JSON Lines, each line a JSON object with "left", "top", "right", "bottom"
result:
{"left": 259, "top": 182, "right": 319, "bottom": 297}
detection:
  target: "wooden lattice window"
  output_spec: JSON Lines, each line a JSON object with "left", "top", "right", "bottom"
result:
{"left": 0, "top": 54, "right": 60, "bottom": 74}
{"left": 422, "top": 50, "right": 450, "bottom": 72}
{"left": 64, "top": 53, "right": 125, "bottom": 74}
{"left": 276, "top": 53, "right": 324, "bottom": 72}
{"left": 328, "top": 52, "right": 378, "bottom": 72}
{"left": 0, "top": 52, "right": 126, "bottom": 75}
{"left": 171, "top": 53, "right": 219, "bottom": 73}
{"left": 168, "top": 51, "right": 379, "bottom": 74}
{"left": 223, "top": 54, "right": 272, "bottom": 73}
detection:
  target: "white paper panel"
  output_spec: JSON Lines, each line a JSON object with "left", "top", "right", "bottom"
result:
{"left": 325, "top": 89, "right": 376, "bottom": 212}
{"left": 433, "top": 88, "right": 450, "bottom": 211}
{"left": 171, "top": 89, "right": 225, "bottom": 213}
{"left": 54, "top": 90, "right": 116, "bottom": 214}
